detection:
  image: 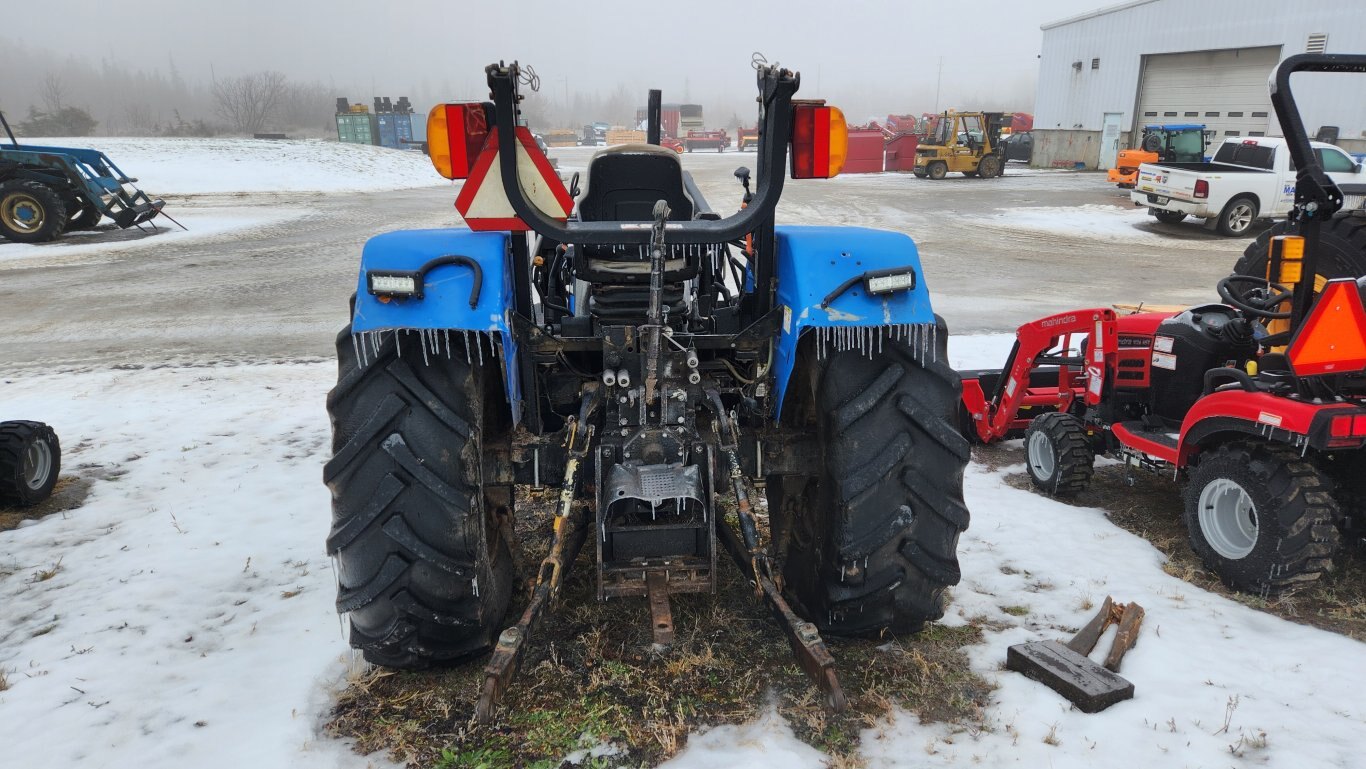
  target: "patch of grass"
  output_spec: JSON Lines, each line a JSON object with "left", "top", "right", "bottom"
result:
{"left": 1000, "top": 605, "right": 1030, "bottom": 617}
{"left": 327, "top": 487, "right": 995, "bottom": 767}
{"left": 0, "top": 477, "right": 91, "bottom": 533}
{"left": 30, "top": 558, "right": 62, "bottom": 583}
{"left": 0, "top": 668, "right": 10, "bottom": 692}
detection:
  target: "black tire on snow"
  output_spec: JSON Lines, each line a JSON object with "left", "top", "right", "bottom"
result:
{"left": 0, "top": 420, "right": 61, "bottom": 508}
{"left": 927, "top": 161, "right": 948, "bottom": 180}
{"left": 1235, "top": 211, "right": 1366, "bottom": 282}
{"left": 768, "top": 319, "right": 970, "bottom": 636}
{"left": 68, "top": 200, "right": 103, "bottom": 230}
{"left": 324, "top": 324, "right": 515, "bottom": 668}
{"left": 976, "top": 155, "right": 1001, "bottom": 178}
{"left": 1183, "top": 442, "right": 1339, "bottom": 593}
{"left": 0, "top": 180, "right": 68, "bottom": 243}
{"left": 1023, "top": 412, "right": 1094, "bottom": 497}
{"left": 1153, "top": 210, "right": 1187, "bottom": 225}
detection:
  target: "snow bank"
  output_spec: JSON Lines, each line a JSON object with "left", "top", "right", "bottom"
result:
{"left": 971, "top": 203, "right": 1249, "bottom": 251}
{"left": 17, "top": 137, "right": 448, "bottom": 194}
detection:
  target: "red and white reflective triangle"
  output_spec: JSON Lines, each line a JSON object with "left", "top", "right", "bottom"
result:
{"left": 454, "top": 127, "right": 573, "bottom": 231}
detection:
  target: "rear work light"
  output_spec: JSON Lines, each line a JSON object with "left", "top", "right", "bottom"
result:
{"left": 428, "top": 103, "right": 490, "bottom": 179}
{"left": 1194, "top": 179, "right": 1210, "bottom": 199}
{"left": 790, "top": 103, "right": 848, "bottom": 179}
{"left": 368, "top": 272, "right": 422, "bottom": 299}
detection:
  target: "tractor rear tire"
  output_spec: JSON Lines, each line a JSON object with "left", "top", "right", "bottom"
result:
{"left": 324, "top": 324, "right": 515, "bottom": 668}
{"left": 0, "top": 180, "right": 68, "bottom": 243}
{"left": 1235, "top": 211, "right": 1366, "bottom": 282}
{"left": 1154, "top": 210, "right": 1187, "bottom": 225}
{"left": 927, "top": 161, "right": 948, "bottom": 180}
{"left": 0, "top": 421, "right": 61, "bottom": 508}
{"left": 769, "top": 320, "right": 970, "bottom": 636}
{"left": 1023, "top": 412, "right": 1094, "bottom": 496}
{"left": 1183, "top": 442, "right": 1339, "bottom": 593}
{"left": 1216, "top": 195, "right": 1259, "bottom": 237}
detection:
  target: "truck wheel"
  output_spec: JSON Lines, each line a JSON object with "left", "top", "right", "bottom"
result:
{"left": 976, "top": 155, "right": 1001, "bottom": 178}
{"left": 1216, "top": 196, "right": 1258, "bottom": 237}
{"left": 0, "top": 421, "right": 60, "bottom": 507}
{"left": 0, "top": 180, "right": 68, "bottom": 243}
{"left": 1183, "top": 442, "right": 1339, "bottom": 593}
{"left": 1153, "top": 210, "right": 1187, "bottom": 225}
{"left": 1023, "top": 412, "right": 1094, "bottom": 496}
{"left": 769, "top": 320, "right": 970, "bottom": 636}
{"left": 1236, "top": 211, "right": 1366, "bottom": 282}
{"left": 324, "top": 323, "right": 514, "bottom": 668}
{"left": 927, "top": 161, "right": 948, "bottom": 180}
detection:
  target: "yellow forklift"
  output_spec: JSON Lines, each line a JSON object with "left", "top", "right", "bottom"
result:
{"left": 912, "top": 111, "right": 1008, "bottom": 179}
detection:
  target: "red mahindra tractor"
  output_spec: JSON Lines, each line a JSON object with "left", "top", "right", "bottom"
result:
{"left": 959, "top": 53, "right": 1366, "bottom": 594}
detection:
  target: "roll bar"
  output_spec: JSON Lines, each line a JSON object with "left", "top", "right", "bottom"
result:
{"left": 1269, "top": 53, "right": 1366, "bottom": 327}
{"left": 486, "top": 61, "right": 800, "bottom": 245}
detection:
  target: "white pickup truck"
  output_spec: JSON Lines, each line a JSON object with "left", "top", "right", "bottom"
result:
{"left": 1130, "top": 136, "right": 1365, "bottom": 236}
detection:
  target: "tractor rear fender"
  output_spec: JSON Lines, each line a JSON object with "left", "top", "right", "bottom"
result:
{"left": 771, "top": 226, "right": 936, "bottom": 416}
{"left": 1175, "top": 390, "right": 1361, "bottom": 465}
{"left": 351, "top": 228, "right": 521, "bottom": 422}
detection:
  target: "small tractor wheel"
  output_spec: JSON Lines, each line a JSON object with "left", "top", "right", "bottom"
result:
{"left": 927, "top": 161, "right": 948, "bottom": 180}
{"left": 1023, "top": 412, "right": 1094, "bottom": 496}
{"left": 1183, "top": 442, "right": 1339, "bottom": 592}
{"left": 1216, "top": 195, "right": 1259, "bottom": 237}
{"left": 0, "top": 180, "right": 68, "bottom": 243}
{"left": 68, "top": 200, "right": 104, "bottom": 230}
{"left": 324, "top": 322, "right": 515, "bottom": 668}
{"left": 769, "top": 320, "right": 970, "bottom": 636}
{"left": 976, "top": 154, "right": 1001, "bottom": 178}
{"left": 1153, "top": 210, "right": 1187, "bottom": 225}
{"left": 0, "top": 420, "right": 61, "bottom": 508}
{"left": 1236, "top": 211, "right": 1366, "bottom": 282}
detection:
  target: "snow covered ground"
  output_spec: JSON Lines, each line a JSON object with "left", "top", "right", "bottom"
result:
{"left": 15, "top": 137, "right": 448, "bottom": 195}
{"left": 968, "top": 203, "right": 1250, "bottom": 251}
{"left": 2, "top": 334, "right": 1362, "bottom": 768}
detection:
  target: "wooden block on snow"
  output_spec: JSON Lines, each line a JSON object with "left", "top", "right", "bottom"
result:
{"left": 1006, "top": 640, "right": 1134, "bottom": 713}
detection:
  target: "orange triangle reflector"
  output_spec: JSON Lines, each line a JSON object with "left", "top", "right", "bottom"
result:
{"left": 1288, "top": 279, "right": 1366, "bottom": 376}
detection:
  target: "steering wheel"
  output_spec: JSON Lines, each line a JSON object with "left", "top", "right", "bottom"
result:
{"left": 1217, "top": 275, "right": 1293, "bottom": 319}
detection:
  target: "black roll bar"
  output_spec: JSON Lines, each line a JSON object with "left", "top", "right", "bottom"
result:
{"left": 486, "top": 61, "right": 799, "bottom": 245}
{"left": 1270, "top": 53, "right": 1366, "bottom": 327}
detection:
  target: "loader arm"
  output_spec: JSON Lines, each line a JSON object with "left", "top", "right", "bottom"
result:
{"left": 963, "top": 309, "right": 1117, "bottom": 443}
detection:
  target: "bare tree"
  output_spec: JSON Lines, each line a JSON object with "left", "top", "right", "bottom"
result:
{"left": 211, "top": 71, "right": 287, "bottom": 134}
{"left": 41, "top": 73, "right": 66, "bottom": 112}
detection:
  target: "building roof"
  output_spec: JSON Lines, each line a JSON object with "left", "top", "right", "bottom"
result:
{"left": 1041, "top": 0, "right": 1162, "bottom": 30}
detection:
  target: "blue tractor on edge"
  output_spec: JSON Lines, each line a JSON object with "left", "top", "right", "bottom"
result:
{"left": 323, "top": 60, "right": 969, "bottom": 720}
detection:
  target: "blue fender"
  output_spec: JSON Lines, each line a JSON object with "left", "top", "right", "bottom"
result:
{"left": 351, "top": 228, "right": 522, "bottom": 423}
{"left": 771, "top": 225, "right": 937, "bottom": 416}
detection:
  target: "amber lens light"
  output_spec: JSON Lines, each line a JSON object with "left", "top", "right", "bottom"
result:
{"left": 791, "top": 105, "right": 848, "bottom": 179}
{"left": 427, "top": 103, "right": 489, "bottom": 179}
{"left": 1270, "top": 235, "right": 1305, "bottom": 284}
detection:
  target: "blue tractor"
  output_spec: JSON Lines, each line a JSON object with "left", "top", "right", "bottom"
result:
{"left": 324, "top": 60, "right": 969, "bottom": 719}
{"left": 0, "top": 111, "right": 164, "bottom": 243}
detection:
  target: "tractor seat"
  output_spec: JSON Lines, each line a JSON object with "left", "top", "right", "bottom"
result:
{"left": 576, "top": 144, "right": 695, "bottom": 223}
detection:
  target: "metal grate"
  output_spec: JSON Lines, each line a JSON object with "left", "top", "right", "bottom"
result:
{"left": 1307, "top": 33, "right": 1328, "bottom": 53}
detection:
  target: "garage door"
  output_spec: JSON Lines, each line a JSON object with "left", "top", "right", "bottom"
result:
{"left": 1136, "top": 46, "right": 1282, "bottom": 143}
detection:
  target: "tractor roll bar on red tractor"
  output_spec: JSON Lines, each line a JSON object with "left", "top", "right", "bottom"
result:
{"left": 1269, "top": 53, "right": 1366, "bottom": 327}
{"left": 485, "top": 60, "right": 802, "bottom": 246}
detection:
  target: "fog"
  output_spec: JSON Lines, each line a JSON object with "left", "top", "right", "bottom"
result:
{"left": 2, "top": 0, "right": 1104, "bottom": 136}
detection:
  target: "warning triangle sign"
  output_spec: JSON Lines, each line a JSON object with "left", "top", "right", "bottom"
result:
{"left": 1288, "top": 279, "right": 1366, "bottom": 376}
{"left": 454, "top": 127, "right": 574, "bottom": 231}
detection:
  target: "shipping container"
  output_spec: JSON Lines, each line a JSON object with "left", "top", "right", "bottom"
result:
{"left": 843, "top": 129, "right": 885, "bottom": 173}
{"left": 376, "top": 113, "right": 399, "bottom": 148}
{"left": 337, "top": 113, "right": 377, "bottom": 145}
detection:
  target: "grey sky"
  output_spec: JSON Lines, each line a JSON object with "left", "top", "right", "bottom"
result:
{"left": 16, "top": 0, "right": 1106, "bottom": 118}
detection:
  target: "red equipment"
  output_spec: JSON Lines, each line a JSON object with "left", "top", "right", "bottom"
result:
{"left": 683, "top": 129, "right": 730, "bottom": 152}
{"left": 737, "top": 126, "right": 759, "bottom": 151}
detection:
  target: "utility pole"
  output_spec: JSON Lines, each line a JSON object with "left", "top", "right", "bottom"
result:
{"left": 935, "top": 57, "right": 943, "bottom": 113}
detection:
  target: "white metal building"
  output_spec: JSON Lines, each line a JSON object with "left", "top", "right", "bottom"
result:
{"left": 1032, "top": 0, "right": 1366, "bottom": 169}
